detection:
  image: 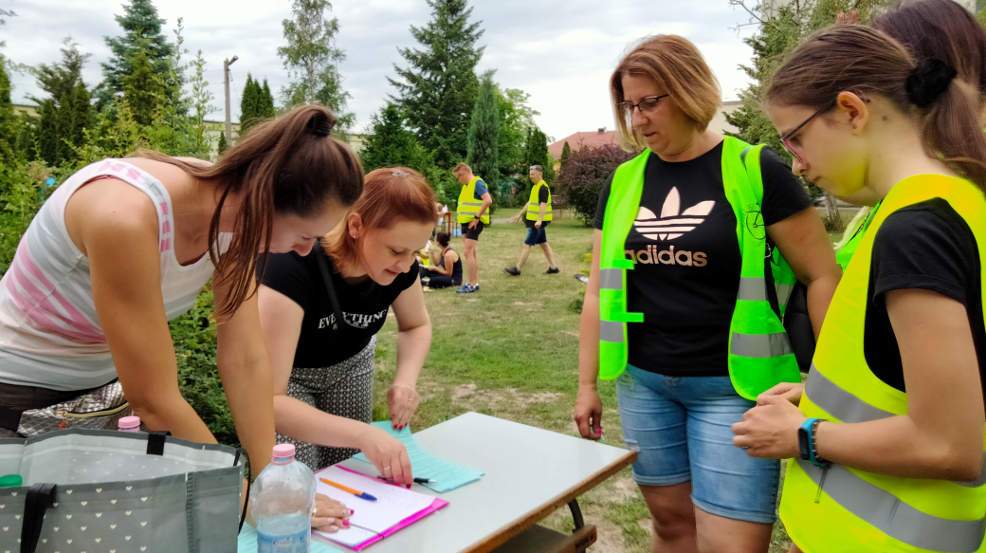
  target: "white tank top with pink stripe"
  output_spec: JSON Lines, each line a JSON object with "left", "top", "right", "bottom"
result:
{"left": 0, "top": 159, "right": 232, "bottom": 391}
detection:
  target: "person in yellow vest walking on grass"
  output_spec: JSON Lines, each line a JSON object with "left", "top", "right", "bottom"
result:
{"left": 732, "top": 24, "right": 986, "bottom": 553}
{"left": 453, "top": 163, "right": 492, "bottom": 294}
{"left": 504, "top": 165, "right": 560, "bottom": 276}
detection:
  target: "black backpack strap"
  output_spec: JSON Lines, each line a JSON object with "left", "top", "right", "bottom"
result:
{"left": 21, "top": 483, "right": 56, "bottom": 553}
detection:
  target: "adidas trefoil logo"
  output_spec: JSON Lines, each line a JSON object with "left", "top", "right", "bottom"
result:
{"left": 634, "top": 187, "right": 715, "bottom": 240}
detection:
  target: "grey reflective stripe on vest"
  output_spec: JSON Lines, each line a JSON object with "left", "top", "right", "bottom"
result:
{"left": 807, "top": 366, "right": 986, "bottom": 487}
{"left": 600, "top": 268, "right": 622, "bottom": 290}
{"left": 737, "top": 277, "right": 767, "bottom": 302}
{"left": 798, "top": 459, "right": 986, "bottom": 553}
{"left": 775, "top": 282, "right": 794, "bottom": 306}
{"left": 730, "top": 332, "right": 792, "bottom": 357}
{"left": 599, "top": 320, "right": 623, "bottom": 343}
{"left": 460, "top": 201, "right": 483, "bottom": 207}
{"left": 805, "top": 367, "right": 893, "bottom": 423}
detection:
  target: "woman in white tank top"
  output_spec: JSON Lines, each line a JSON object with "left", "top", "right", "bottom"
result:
{"left": 0, "top": 105, "right": 363, "bottom": 499}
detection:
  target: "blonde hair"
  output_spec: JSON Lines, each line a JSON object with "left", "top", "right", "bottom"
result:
{"left": 610, "top": 35, "right": 721, "bottom": 150}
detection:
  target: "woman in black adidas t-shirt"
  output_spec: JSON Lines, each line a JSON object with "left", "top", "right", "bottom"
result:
{"left": 258, "top": 168, "right": 436, "bottom": 489}
{"left": 573, "top": 35, "right": 842, "bottom": 552}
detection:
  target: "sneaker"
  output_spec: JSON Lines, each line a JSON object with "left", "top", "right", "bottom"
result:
{"left": 504, "top": 266, "right": 521, "bottom": 276}
{"left": 455, "top": 283, "right": 472, "bottom": 294}
{"left": 545, "top": 267, "right": 560, "bottom": 274}
{"left": 466, "top": 284, "right": 479, "bottom": 293}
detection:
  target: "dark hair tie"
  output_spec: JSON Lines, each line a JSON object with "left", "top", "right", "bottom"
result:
{"left": 306, "top": 113, "right": 334, "bottom": 137}
{"left": 905, "top": 58, "right": 957, "bottom": 108}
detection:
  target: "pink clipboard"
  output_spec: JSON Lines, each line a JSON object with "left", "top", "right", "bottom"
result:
{"left": 314, "top": 465, "right": 448, "bottom": 551}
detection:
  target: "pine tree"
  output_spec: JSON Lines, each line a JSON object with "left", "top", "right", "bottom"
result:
{"left": 239, "top": 74, "right": 261, "bottom": 133}
{"left": 560, "top": 141, "right": 572, "bottom": 166}
{"left": 31, "top": 38, "right": 92, "bottom": 166}
{"left": 122, "top": 37, "right": 165, "bottom": 127}
{"left": 389, "top": 0, "right": 484, "bottom": 168}
{"left": 360, "top": 103, "right": 432, "bottom": 172}
{"left": 260, "top": 79, "right": 276, "bottom": 118}
{"left": 278, "top": 0, "right": 353, "bottom": 128}
{"left": 217, "top": 131, "right": 228, "bottom": 155}
{"left": 97, "top": 0, "right": 174, "bottom": 108}
{"left": 467, "top": 73, "right": 499, "bottom": 198}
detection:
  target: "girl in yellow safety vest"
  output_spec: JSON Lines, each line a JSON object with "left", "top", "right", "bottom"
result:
{"left": 732, "top": 22, "right": 986, "bottom": 553}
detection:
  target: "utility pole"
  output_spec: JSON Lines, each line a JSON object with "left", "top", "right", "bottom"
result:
{"left": 223, "top": 55, "right": 238, "bottom": 145}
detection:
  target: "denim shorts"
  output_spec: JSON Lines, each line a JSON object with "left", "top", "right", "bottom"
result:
{"left": 616, "top": 365, "right": 779, "bottom": 523}
{"left": 523, "top": 225, "right": 547, "bottom": 245}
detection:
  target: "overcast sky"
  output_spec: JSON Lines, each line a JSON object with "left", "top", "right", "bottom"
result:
{"left": 2, "top": 1, "right": 760, "bottom": 141}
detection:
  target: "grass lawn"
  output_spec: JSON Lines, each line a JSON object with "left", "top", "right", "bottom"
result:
{"left": 370, "top": 208, "right": 793, "bottom": 552}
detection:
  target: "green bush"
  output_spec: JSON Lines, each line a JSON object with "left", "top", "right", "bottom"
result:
{"left": 170, "top": 288, "right": 237, "bottom": 447}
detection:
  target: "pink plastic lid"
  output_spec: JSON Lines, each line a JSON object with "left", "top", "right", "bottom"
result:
{"left": 117, "top": 416, "right": 140, "bottom": 431}
{"left": 272, "top": 443, "right": 295, "bottom": 464}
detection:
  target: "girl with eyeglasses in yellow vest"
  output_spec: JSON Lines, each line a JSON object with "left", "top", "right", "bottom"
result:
{"left": 573, "top": 34, "right": 841, "bottom": 553}
{"left": 732, "top": 23, "right": 986, "bottom": 553}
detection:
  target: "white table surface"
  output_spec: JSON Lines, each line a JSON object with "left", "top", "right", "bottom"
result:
{"left": 326, "top": 411, "right": 635, "bottom": 553}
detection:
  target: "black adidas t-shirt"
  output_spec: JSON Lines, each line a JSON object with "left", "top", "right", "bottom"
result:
{"left": 865, "top": 199, "right": 985, "bottom": 397}
{"left": 259, "top": 248, "right": 419, "bottom": 368}
{"left": 593, "top": 143, "right": 811, "bottom": 376}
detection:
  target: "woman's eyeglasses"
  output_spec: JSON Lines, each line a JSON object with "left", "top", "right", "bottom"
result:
{"left": 618, "top": 94, "right": 670, "bottom": 118}
{"left": 780, "top": 100, "right": 837, "bottom": 164}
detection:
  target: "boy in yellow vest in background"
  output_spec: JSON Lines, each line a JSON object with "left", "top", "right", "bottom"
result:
{"left": 505, "top": 165, "right": 559, "bottom": 275}
{"left": 453, "top": 163, "right": 492, "bottom": 293}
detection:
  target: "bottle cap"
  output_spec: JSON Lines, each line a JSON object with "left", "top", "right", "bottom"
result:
{"left": 272, "top": 443, "right": 295, "bottom": 464}
{"left": 117, "top": 416, "right": 141, "bottom": 431}
{"left": 0, "top": 474, "right": 22, "bottom": 488}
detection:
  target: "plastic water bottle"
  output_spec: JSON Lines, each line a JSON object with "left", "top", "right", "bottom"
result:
{"left": 251, "top": 443, "right": 315, "bottom": 553}
{"left": 117, "top": 415, "right": 141, "bottom": 432}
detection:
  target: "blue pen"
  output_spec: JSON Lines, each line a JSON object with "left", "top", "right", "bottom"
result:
{"left": 320, "top": 477, "right": 378, "bottom": 501}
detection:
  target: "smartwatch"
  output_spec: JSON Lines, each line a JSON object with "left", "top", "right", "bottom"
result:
{"left": 798, "top": 417, "right": 831, "bottom": 468}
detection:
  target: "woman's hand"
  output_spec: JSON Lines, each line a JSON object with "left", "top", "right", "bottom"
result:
{"left": 758, "top": 381, "right": 804, "bottom": 406}
{"left": 387, "top": 383, "right": 420, "bottom": 430}
{"left": 731, "top": 394, "right": 805, "bottom": 459}
{"left": 573, "top": 385, "right": 603, "bottom": 440}
{"left": 510, "top": 213, "right": 523, "bottom": 224}
{"left": 359, "top": 426, "right": 413, "bottom": 487}
{"left": 311, "top": 493, "right": 352, "bottom": 532}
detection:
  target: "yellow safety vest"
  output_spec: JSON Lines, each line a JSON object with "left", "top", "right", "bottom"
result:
{"left": 781, "top": 174, "right": 986, "bottom": 553}
{"left": 598, "top": 136, "right": 799, "bottom": 399}
{"left": 456, "top": 176, "right": 489, "bottom": 224}
{"left": 525, "top": 180, "right": 552, "bottom": 222}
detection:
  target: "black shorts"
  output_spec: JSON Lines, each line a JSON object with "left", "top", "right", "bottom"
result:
{"left": 461, "top": 221, "right": 485, "bottom": 241}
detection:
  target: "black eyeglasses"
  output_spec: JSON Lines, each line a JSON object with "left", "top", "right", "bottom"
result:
{"left": 780, "top": 100, "right": 836, "bottom": 164}
{"left": 617, "top": 94, "right": 669, "bottom": 118}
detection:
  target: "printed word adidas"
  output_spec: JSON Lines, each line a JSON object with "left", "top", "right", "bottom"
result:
{"left": 625, "top": 244, "right": 707, "bottom": 266}
{"left": 625, "top": 186, "right": 714, "bottom": 267}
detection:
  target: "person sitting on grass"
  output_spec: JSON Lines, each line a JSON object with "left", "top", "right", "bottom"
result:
{"left": 420, "top": 231, "right": 462, "bottom": 289}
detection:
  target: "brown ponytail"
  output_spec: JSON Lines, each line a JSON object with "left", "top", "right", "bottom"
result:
{"left": 140, "top": 104, "right": 364, "bottom": 317}
{"left": 766, "top": 25, "right": 986, "bottom": 191}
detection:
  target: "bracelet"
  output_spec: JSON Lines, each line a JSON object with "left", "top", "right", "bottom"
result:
{"left": 799, "top": 417, "right": 831, "bottom": 468}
